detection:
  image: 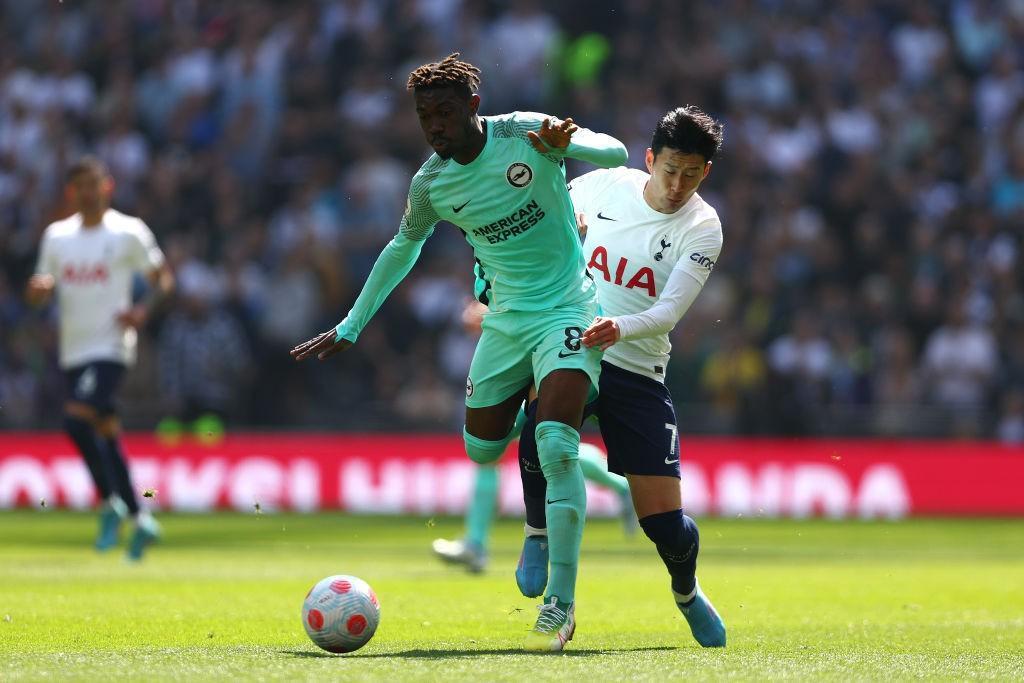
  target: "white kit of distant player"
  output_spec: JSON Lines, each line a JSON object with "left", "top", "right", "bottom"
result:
{"left": 37, "top": 208, "right": 165, "bottom": 369}
{"left": 569, "top": 166, "right": 722, "bottom": 379}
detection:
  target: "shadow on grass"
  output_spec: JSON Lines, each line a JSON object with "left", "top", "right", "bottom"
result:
{"left": 282, "top": 645, "right": 677, "bottom": 659}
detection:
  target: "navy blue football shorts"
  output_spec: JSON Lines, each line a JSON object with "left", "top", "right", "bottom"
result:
{"left": 590, "top": 361, "right": 681, "bottom": 478}
{"left": 521, "top": 360, "right": 681, "bottom": 478}
{"left": 63, "top": 360, "right": 126, "bottom": 416}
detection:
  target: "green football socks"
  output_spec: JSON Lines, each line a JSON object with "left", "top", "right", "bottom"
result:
{"left": 535, "top": 420, "right": 586, "bottom": 604}
{"left": 465, "top": 464, "right": 499, "bottom": 551}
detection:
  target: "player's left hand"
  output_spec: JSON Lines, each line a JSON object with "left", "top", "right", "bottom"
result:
{"left": 528, "top": 117, "right": 578, "bottom": 153}
{"left": 583, "top": 316, "right": 620, "bottom": 351}
{"left": 461, "top": 298, "right": 488, "bottom": 335}
{"left": 116, "top": 304, "right": 148, "bottom": 330}
{"left": 291, "top": 330, "right": 353, "bottom": 361}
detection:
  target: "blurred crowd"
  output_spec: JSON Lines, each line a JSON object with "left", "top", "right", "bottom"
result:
{"left": 2, "top": 0, "right": 1024, "bottom": 439}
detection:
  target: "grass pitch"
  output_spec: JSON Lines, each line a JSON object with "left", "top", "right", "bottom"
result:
{"left": 1, "top": 511, "right": 1022, "bottom": 681}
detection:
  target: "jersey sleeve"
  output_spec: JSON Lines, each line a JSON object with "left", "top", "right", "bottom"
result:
{"left": 613, "top": 266, "right": 706, "bottom": 341}
{"left": 334, "top": 167, "right": 441, "bottom": 343}
{"left": 35, "top": 227, "right": 57, "bottom": 277}
{"left": 613, "top": 221, "right": 723, "bottom": 342}
{"left": 399, "top": 162, "right": 443, "bottom": 241}
{"left": 127, "top": 219, "right": 166, "bottom": 272}
{"left": 334, "top": 233, "right": 429, "bottom": 343}
{"left": 672, "top": 220, "right": 723, "bottom": 288}
{"left": 564, "top": 125, "right": 628, "bottom": 168}
{"left": 497, "top": 112, "right": 627, "bottom": 168}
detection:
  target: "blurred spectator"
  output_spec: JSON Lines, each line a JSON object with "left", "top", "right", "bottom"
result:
{"left": 996, "top": 389, "right": 1024, "bottom": 443}
{"left": 920, "top": 298, "right": 998, "bottom": 435}
{"left": 157, "top": 260, "right": 251, "bottom": 423}
{"left": 767, "top": 311, "right": 834, "bottom": 434}
{"left": 699, "top": 330, "right": 767, "bottom": 434}
{"left": 2, "top": 0, "right": 1024, "bottom": 437}
{"left": 871, "top": 326, "right": 924, "bottom": 436}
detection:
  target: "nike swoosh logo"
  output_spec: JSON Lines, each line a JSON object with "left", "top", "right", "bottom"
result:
{"left": 665, "top": 457, "right": 679, "bottom": 465}
{"left": 558, "top": 350, "right": 580, "bottom": 358}
{"left": 452, "top": 200, "right": 471, "bottom": 213}
{"left": 597, "top": 212, "right": 616, "bottom": 221}
{"left": 546, "top": 497, "right": 570, "bottom": 504}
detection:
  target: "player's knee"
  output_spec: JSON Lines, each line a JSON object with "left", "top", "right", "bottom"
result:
{"left": 463, "top": 428, "right": 510, "bottom": 465}
{"left": 535, "top": 420, "right": 580, "bottom": 474}
{"left": 639, "top": 509, "right": 699, "bottom": 553}
{"left": 95, "top": 414, "right": 119, "bottom": 438}
{"left": 64, "top": 401, "right": 97, "bottom": 424}
{"left": 63, "top": 413, "right": 95, "bottom": 438}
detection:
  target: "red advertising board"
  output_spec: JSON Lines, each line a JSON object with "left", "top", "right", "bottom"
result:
{"left": 1, "top": 433, "right": 1022, "bottom": 517}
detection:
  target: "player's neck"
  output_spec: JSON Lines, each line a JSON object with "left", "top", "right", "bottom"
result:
{"left": 79, "top": 208, "right": 106, "bottom": 228}
{"left": 452, "top": 116, "right": 486, "bottom": 165}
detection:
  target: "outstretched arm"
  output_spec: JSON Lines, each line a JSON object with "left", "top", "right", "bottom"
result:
{"left": 292, "top": 169, "right": 440, "bottom": 361}
{"left": 583, "top": 227, "right": 722, "bottom": 349}
{"left": 528, "top": 117, "right": 627, "bottom": 168}
{"left": 291, "top": 231, "right": 428, "bottom": 361}
{"left": 583, "top": 269, "right": 705, "bottom": 349}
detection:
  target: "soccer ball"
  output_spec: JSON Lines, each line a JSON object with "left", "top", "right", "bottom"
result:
{"left": 301, "top": 575, "right": 380, "bottom": 653}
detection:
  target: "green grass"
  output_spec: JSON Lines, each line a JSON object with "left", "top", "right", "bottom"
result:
{"left": 1, "top": 512, "right": 1022, "bottom": 681}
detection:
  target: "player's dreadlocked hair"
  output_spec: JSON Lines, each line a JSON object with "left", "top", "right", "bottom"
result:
{"left": 406, "top": 53, "right": 481, "bottom": 97}
{"left": 651, "top": 106, "right": 724, "bottom": 162}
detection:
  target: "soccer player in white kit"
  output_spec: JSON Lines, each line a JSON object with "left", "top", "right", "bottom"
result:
{"left": 516, "top": 106, "right": 727, "bottom": 647}
{"left": 26, "top": 157, "right": 174, "bottom": 560}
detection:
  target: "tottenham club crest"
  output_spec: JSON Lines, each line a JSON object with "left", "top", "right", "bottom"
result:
{"left": 506, "top": 162, "right": 533, "bottom": 188}
{"left": 466, "top": 377, "right": 474, "bottom": 397}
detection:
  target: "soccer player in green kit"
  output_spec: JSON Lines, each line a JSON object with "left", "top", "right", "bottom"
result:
{"left": 291, "top": 54, "right": 627, "bottom": 651}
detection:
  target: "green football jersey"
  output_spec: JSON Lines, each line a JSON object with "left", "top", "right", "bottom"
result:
{"left": 336, "top": 111, "right": 626, "bottom": 343}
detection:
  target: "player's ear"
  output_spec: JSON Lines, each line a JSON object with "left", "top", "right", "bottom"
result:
{"left": 102, "top": 176, "right": 116, "bottom": 196}
{"left": 468, "top": 93, "right": 481, "bottom": 115}
{"left": 645, "top": 148, "right": 655, "bottom": 174}
{"left": 703, "top": 160, "right": 712, "bottom": 179}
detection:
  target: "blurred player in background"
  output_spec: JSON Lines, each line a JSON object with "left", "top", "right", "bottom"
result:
{"left": 26, "top": 157, "right": 174, "bottom": 560}
{"left": 292, "top": 53, "right": 627, "bottom": 650}
{"left": 431, "top": 300, "right": 634, "bottom": 574}
{"left": 516, "top": 107, "right": 727, "bottom": 647}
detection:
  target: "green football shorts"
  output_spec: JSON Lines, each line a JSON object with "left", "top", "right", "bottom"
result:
{"left": 465, "top": 299, "right": 602, "bottom": 409}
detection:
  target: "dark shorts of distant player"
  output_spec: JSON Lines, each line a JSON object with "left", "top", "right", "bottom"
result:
{"left": 522, "top": 360, "right": 681, "bottom": 478}
{"left": 465, "top": 299, "right": 601, "bottom": 409}
{"left": 63, "top": 360, "right": 126, "bottom": 416}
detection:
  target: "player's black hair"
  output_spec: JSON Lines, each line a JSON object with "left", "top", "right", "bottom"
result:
{"left": 65, "top": 155, "right": 110, "bottom": 183}
{"left": 651, "top": 106, "right": 723, "bottom": 162}
{"left": 406, "top": 52, "right": 482, "bottom": 98}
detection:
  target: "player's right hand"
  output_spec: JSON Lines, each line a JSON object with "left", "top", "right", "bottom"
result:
{"left": 25, "top": 274, "right": 55, "bottom": 306}
{"left": 576, "top": 212, "right": 588, "bottom": 240}
{"left": 461, "top": 299, "right": 487, "bottom": 335}
{"left": 290, "top": 330, "right": 353, "bottom": 361}
{"left": 582, "top": 316, "right": 621, "bottom": 351}
{"left": 527, "top": 117, "right": 578, "bottom": 153}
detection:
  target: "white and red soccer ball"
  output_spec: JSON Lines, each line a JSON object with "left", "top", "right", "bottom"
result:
{"left": 302, "top": 575, "right": 380, "bottom": 653}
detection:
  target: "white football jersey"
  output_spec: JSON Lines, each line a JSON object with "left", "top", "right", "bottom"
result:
{"left": 569, "top": 167, "right": 722, "bottom": 382}
{"left": 35, "top": 209, "right": 165, "bottom": 369}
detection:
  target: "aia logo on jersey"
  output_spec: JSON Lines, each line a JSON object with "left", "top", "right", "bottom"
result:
{"left": 690, "top": 252, "right": 716, "bottom": 270}
{"left": 62, "top": 263, "right": 109, "bottom": 284}
{"left": 506, "top": 162, "right": 533, "bottom": 188}
{"left": 587, "top": 246, "right": 656, "bottom": 297}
